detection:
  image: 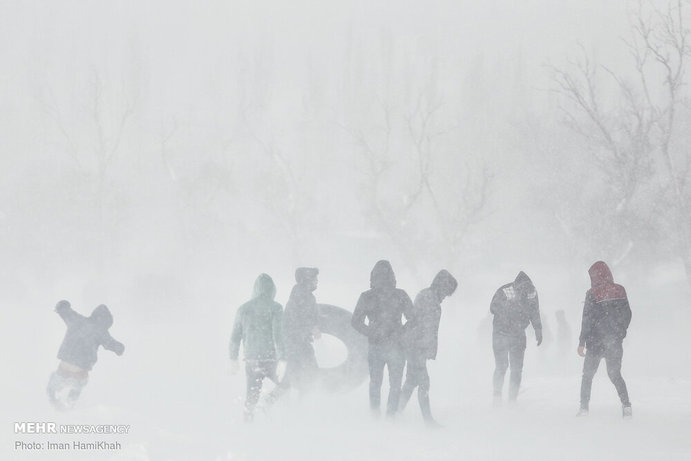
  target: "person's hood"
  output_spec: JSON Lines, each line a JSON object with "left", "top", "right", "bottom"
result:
{"left": 514, "top": 271, "right": 534, "bottom": 287}
{"left": 90, "top": 304, "right": 113, "bottom": 329}
{"left": 370, "top": 260, "right": 396, "bottom": 290}
{"left": 295, "top": 267, "right": 319, "bottom": 285}
{"left": 588, "top": 261, "right": 614, "bottom": 288}
{"left": 431, "top": 269, "right": 458, "bottom": 299}
{"left": 514, "top": 271, "right": 535, "bottom": 295}
{"left": 56, "top": 300, "right": 71, "bottom": 310}
{"left": 252, "top": 273, "right": 277, "bottom": 300}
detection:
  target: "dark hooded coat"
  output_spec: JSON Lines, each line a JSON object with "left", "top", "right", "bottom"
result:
{"left": 490, "top": 271, "right": 542, "bottom": 336}
{"left": 578, "top": 261, "right": 632, "bottom": 348}
{"left": 351, "top": 260, "right": 414, "bottom": 345}
{"left": 283, "top": 267, "right": 319, "bottom": 359}
{"left": 56, "top": 301, "right": 124, "bottom": 371}
{"left": 230, "top": 274, "right": 285, "bottom": 361}
{"left": 402, "top": 270, "right": 458, "bottom": 359}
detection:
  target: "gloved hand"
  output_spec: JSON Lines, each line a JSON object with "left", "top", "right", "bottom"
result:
{"left": 114, "top": 342, "right": 125, "bottom": 356}
{"left": 536, "top": 330, "right": 543, "bottom": 346}
{"left": 577, "top": 346, "right": 586, "bottom": 357}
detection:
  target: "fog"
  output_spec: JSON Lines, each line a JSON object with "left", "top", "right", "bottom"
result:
{"left": 2, "top": 1, "right": 691, "bottom": 460}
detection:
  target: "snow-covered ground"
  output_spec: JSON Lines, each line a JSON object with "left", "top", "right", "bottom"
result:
{"left": 3, "top": 275, "right": 690, "bottom": 461}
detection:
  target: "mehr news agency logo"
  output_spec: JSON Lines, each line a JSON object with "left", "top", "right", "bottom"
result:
{"left": 14, "top": 422, "right": 130, "bottom": 451}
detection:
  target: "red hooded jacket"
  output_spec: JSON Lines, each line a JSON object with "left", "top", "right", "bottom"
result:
{"left": 578, "top": 261, "right": 632, "bottom": 348}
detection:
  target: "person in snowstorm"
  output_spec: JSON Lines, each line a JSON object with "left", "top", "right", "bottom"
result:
{"left": 47, "top": 300, "right": 125, "bottom": 410}
{"left": 269, "top": 267, "right": 321, "bottom": 403}
{"left": 351, "top": 260, "right": 413, "bottom": 418}
{"left": 490, "top": 271, "right": 542, "bottom": 404}
{"left": 577, "top": 261, "right": 632, "bottom": 418}
{"left": 230, "top": 273, "right": 285, "bottom": 422}
{"left": 399, "top": 270, "right": 458, "bottom": 427}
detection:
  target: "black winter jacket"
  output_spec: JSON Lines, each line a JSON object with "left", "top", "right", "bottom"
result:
{"left": 352, "top": 260, "right": 414, "bottom": 345}
{"left": 578, "top": 261, "right": 632, "bottom": 348}
{"left": 490, "top": 272, "right": 542, "bottom": 337}
{"left": 55, "top": 301, "right": 124, "bottom": 371}
{"left": 402, "top": 270, "right": 458, "bottom": 359}
{"left": 283, "top": 281, "right": 319, "bottom": 359}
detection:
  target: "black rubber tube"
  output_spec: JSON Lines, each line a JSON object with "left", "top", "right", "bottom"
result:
{"left": 315, "top": 304, "right": 369, "bottom": 392}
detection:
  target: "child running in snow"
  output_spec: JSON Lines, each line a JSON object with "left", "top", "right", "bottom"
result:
{"left": 47, "top": 300, "right": 125, "bottom": 410}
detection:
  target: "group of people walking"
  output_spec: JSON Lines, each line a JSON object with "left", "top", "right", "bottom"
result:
{"left": 488, "top": 262, "right": 632, "bottom": 418}
{"left": 229, "top": 267, "right": 322, "bottom": 420}
{"left": 227, "top": 260, "right": 458, "bottom": 424}
{"left": 47, "top": 259, "right": 632, "bottom": 423}
{"left": 227, "top": 258, "right": 633, "bottom": 424}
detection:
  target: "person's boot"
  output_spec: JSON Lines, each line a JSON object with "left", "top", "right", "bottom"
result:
{"left": 493, "top": 393, "right": 502, "bottom": 408}
{"left": 46, "top": 372, "right": 60, "bottom": 407}
{"left": 370, "top": 406, "right": 381, "bottom": 420}
{"left": 419, "top": 392, "right": 441, "bottom": 428}
{"left": 576, "top": 403, "right": 589, "bottom": 417}
{"left": 622, "top": 405, "right": 632, "bottom": 419}
{"left": 424, "top": 418, "right": 443, "bottom": 429}
{"left": 508, "top": 384, "right": 519, "bottom": 403}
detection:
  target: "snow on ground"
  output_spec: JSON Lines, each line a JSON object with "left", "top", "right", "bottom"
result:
{"left": 2, "top": 273, "right": 691, "bottom": 461}
{"left": 4, "top": 372, "right": 691, "bottom": 461}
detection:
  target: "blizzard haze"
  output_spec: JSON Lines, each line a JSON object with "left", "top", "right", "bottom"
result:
{"left": 1, "top": 1, "right": 691, "bottom": 460}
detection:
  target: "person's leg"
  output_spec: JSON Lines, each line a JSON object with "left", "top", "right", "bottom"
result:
{"left": 244, "top": 361, "right": 263, "bottom": 420}
{"left": 368, "top": 346, "right": 385, "bottom": 415}
{"left": 266, "top": 359, "right": 292, "bottom": 406}
{"left": 417, "top": 361, "right": 434, "bottom": 423}
{"left": 66, "top": 375, "right": 88, "bottom": 407}
{"left": 399, "top": 353, "right": 419, "bottom": 412}
{"left": 385, "top": 344, "right": 405, "bottom": 417}
{"left": 46, "top": 371, "right": 63, "bottom": 407}
{"left": 508, "top": 333, "right": 526, "bottom": 401}
{"left": 262, "top": 360, "right": 279, "bottom": 387}
{"left": 300, "top": 349, "right": 319, "bottom": 394}
{"left": 580, "top": 349, "right": 602, "bottom": 411}
{"left": 493, "top": 332, "right": 510, "bottom": 399}
{"left": 604, "top": 341, "right": 630, "bottom": 407}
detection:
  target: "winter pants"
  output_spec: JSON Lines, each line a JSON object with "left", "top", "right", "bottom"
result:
{"left": 267, "top": 349, "right": 319, "bottom": 404}
{"left": 245, "top": 360, "right": 279, "bottom": 415}
{"left": 284, "top": 347, "right": 319, "bottom": 391}
{"left": 580, "top": 340, "right": 630, "bottom": 408}
{"left": 400, "top": 351, "right": 433, "bottom": 421}
{"left": 46, "top": 370, "right": 88, "bottom": 410}
{"left": 368, "top": 341, "right": 405, "bottom": 416}
{"left": 493, "top": 331, "right": 526, "bottom": 401}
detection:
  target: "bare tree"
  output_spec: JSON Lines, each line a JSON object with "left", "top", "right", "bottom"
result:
{"left": 552, "top": 0, "right": 691, "bottom": 283}
{"left": 35, "top": 63, "right": 138, "bottom": 276}
{"left": 343, "top": 86, "right": 492, "bottom": 273}
{"left": 405, "top": 92, "right": 493, "bottom": 265}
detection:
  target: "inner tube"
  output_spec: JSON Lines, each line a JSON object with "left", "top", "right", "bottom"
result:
{"left": 315, "top": 304, "right": 368, "bottom": 392}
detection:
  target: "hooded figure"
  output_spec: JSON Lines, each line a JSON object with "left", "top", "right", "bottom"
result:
{"left": 351, "top": 260, "right": 414, "bottom": 417}
{"left": 490, "top": 271, "right": 542, "bottom": 403}
{"left": 399, "top": 270, "right": 457, "bottom": 426}
{"left": 577, "top": 261, "right": 632, "bottom": 417}
{"left": 230, "top": 273, "right": 285, "bottom": 421}
{"left": 269, "top": 267, "right": 320, "bottom": 401}
{"left": 283, "top": 267, "right": 320, "bottom": 358}
{"left": 55, "top": 302, "right": 124, "bottom": 370}
{"left": 47, "top": 300, "right": 124, "bottom": 410}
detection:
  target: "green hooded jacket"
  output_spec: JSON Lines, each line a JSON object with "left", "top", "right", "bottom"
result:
{"left": 229, "top": 274, "right": 285, "bottom": 361}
